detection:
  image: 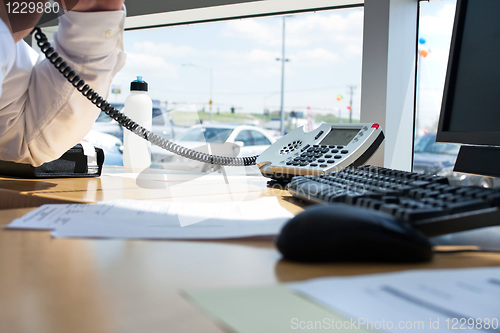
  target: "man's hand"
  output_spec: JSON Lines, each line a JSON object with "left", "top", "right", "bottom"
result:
{"left": 0, "top": 0, "right": 50, "bottom": 41}
{"left": 0, "top": 0, "right": 124, "bottom": 42}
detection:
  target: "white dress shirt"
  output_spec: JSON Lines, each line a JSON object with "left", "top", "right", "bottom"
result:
{"left": 0, "top": 9, "right": 126, "bottom": 166}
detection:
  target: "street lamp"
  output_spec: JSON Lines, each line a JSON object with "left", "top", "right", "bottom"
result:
{"left": 276, "top": 17, "right": 290, "bottom": 136}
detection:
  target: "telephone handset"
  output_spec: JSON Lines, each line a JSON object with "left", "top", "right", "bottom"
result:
{"left": 256, "top": 123, "right": 384, "bottom": 181}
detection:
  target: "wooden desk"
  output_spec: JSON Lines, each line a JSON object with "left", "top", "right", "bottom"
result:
{"left": 0, "top": 166, "right": 295, "bottom": 209}
{"left": 1, "top": 168, "right": 500, "bottom": 333}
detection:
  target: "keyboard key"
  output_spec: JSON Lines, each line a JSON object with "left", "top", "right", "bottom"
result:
{"left": 443, "top": 199, "right": 489, "bottom": 214}
{"left": 401, "top": 207, "right": 450, "bottom": 222}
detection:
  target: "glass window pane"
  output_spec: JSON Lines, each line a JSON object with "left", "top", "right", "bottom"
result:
{"left": 251, "top": 131, "right": 271, "bottom": 146}
{"left": 415, "top": 0, "right": 498, "bottom": 188}
{"left": 110, "top": 7, "right": 364, "bottom": 133}
{"left": 235, "top": 130, "right": 254, "bottom": 146}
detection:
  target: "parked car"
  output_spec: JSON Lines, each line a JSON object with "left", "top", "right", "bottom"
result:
{"left": 151, "top": 124, "right": 276, "bottom": 172}
{"left": 413, "top": 133, "right": 498, "bottom": 188}
{"left": 93, "top": 105, "right": 124, "bottom": 140}
{"left": 92, "top": 100, "right": 180, "bottom": 141}
{"left": 83, "top": 130, "right": 123, "bottom": 166}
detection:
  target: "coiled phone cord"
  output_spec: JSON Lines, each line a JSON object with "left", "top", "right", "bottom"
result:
{"left": 32, "top": 27, "right": 258, "bottom": 167}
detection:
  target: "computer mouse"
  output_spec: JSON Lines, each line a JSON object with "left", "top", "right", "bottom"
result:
{"left": 276, "top": 204, "right": 434, "bottom": 262}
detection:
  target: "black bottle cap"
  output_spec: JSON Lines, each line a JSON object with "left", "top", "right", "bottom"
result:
{"left": 130, "top": 76, "right": 148, "bottom": 91}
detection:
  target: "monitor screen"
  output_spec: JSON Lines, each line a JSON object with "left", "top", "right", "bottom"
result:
{"left": 436, "top": 0, "right": 500, "bottom": 146}
{"left": 436, "top": 0, "right": 500, "bottom": 178}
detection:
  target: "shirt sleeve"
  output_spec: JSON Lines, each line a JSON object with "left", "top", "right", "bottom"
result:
{"left": 0, "top": 18, "right": 16, "bottom": 99}
{"left": 0, "top": 9, "right": 126, "bottom": 166}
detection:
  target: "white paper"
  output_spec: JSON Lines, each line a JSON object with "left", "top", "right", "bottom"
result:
{"left": 6, "top": 197, "right": 293, "bottom": 240}
{"left": 289, "top": 267, "right": 500, "bottom": 333}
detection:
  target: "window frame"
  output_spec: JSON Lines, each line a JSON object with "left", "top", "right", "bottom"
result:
{"left": 122, "top": 0, "right": 421, "bottom": 170}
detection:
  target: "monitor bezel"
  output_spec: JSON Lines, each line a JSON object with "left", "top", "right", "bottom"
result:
{"left": 436, "top": 0, "right": 500, "bottom": 146}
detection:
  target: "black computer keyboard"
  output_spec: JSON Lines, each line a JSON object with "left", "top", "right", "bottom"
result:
{"left": 287, "top": 165, "right": 500, "bottom": 236}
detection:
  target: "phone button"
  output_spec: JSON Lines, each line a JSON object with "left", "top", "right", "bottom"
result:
{"left": 310, "top": 163, "right": 318, "bottom": 167}
{"left": 314, "top": 131, "right": 324, "bottom": 140}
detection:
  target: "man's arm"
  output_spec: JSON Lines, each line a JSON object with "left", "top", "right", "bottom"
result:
{"left": 0, "top": 2, "right": 126, "bottom": 165}
{"left": 0, "top": 16, "right": 16, "bottom": 99}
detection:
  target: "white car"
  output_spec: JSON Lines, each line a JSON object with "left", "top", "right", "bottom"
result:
{"left": 83, "top": 130, "right": 123, "bottom": 166}
{"left": 151, "top": 124, "right": 276, "bottom": 172}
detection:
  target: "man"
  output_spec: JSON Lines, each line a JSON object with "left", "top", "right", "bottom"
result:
{"left": 0, "top": 0, "right": 126, "bottom": 166}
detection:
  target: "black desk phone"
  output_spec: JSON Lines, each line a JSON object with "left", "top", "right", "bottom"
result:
{"left": 257, "top": 123, "right": 384, "bottom": 181}
{"left": 33, "top": 28, "right": 384, "bottom": 174}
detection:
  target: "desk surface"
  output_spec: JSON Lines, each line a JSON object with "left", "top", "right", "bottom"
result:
{"left": 1, "top": 168, "right": 500, "bottom": 333}
{"left": 0, "top": 167, "right": 292, "bottom": 209}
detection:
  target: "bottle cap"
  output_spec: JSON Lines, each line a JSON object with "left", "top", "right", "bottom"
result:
{"left": 130, "top": 76, "right": 148, "bottom": 91}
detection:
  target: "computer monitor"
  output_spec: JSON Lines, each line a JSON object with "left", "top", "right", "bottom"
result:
{"left": 436, "top": 0, "right": 500, "bottom": 178}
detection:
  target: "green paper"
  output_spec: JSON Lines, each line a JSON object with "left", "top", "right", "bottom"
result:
{"left": 185, "top": 285, "right": 374, "bottom": 333}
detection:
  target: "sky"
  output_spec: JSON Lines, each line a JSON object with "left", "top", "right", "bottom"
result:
{"left": 417, "top": 0, "right": 456, "bottom": 133}
{"left": 109, "top": 0, "right": 457, "bottom": 132}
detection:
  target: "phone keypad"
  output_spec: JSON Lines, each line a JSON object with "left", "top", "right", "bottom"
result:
{"left": 285, "top": 145, "right": 350, "bottom": 168}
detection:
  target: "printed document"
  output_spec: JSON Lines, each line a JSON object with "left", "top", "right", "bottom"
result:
{"left": 5, "top": 197, "right": 293, "bottom": 240}
{"left": 288, "top": 267, "right": 500, "bottom": 333}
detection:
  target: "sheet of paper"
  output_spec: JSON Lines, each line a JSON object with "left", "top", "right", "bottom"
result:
{"left": 185, "top": 285, "right": 373, "bottom": 333}
{"left": 6, "top": 197, "right": 293, "bottom": 240}
{"left": 289, "top": 267, "right": 500, "bottom": 333}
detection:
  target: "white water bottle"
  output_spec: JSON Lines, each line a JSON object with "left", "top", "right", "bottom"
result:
{"left": 122, "top": 76, "right": 152, "bottom": 171}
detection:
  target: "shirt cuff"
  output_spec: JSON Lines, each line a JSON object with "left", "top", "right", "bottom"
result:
{"left": 54, "top": 8, "right": 125, "bottom": 58}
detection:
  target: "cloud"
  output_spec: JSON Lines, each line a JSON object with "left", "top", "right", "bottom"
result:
{"left": 214, "top": 49, "right": 281, "bottom": 81}
{"left": 121, "top": 53, "right": 178, "bottom": 79}
{"left": 287, "top": 10, "right": 363, "bottom": 48}
{"left": 218, "top": 10, "right": 362, "bottom": 70}
{"left": 293, "top": 48, "right": 341, "bottom": 66}
{"left": 132, "top": 41, "right": 196, "bottom": 58}
{"left": 419, "top": 3, "right": 456, "bottom": 36}
{"left": 248, "top": 49, "right": 278, "bottom": 62}
{"left": 223, "top": 18, "right": 281, "bottom": 46}
{"left": 424, "top": 47, "right": 450, "bottom": 65}
{"left": 222, "top": 8, "right": 363, "bottom": 50}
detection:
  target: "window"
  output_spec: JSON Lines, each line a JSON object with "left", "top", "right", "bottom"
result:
{"left": 152, "top": 108, "right": 165, "bottom": 125}
{"left": 251, "top": 131, "right": 271, "bottom": 146}
{"left": 414, "top": 0, "right": 498, "bottom": 188}
{"left": 234, "top": 130, "right": 254, "bottom": 146}
{"left": 110, "top": 6, "right": 364, "bottom": 131}
{"left": 415, "top": 0, "right": 456, "bottom": 138}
